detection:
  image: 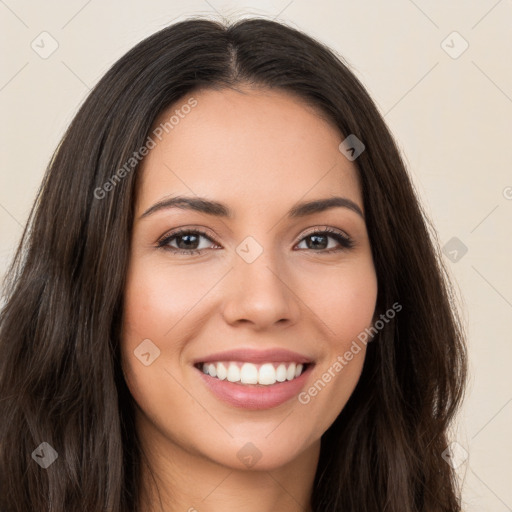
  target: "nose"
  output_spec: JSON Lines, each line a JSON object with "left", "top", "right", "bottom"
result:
{"left": 221, "top": 245, "right": 301, "bottom": 330}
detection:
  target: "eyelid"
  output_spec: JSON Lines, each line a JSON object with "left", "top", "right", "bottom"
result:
{"left": 299, "top": 225, "right": 350, "bottom": 240}
{"left": 156, "top": 225, "right": 220, "bottom": 246}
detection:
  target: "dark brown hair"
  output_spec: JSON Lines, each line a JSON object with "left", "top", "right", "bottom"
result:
{"left": 0, "top": 17, "right": 466, "bottom": 512}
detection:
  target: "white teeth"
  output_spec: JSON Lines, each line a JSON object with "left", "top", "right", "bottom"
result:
{"left": 207, "top": 363, "right": 217, "bottom": 378}
{"left": 286, "top": 363, "right": 296, "bottom": 380}
{"left": 240, "top": 363, "right": 258, "bottom": 384}
{"left": 226, "top": 363, "right": 241, "bottom": 383}
{"left": 276, "top": 364, "right": 287, "bottom": 382}
{"left": 258, "top": 363, "right": 276, "bottom": 385}
{"left": 216, "top": 362, "right": 227, "bottom": 380}
{"left": 200, "top": 361, "right": 307, "bottom": 385}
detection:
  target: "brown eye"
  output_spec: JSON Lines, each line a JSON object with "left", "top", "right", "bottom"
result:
{"left": 157, "top": 229, "right": 218, "bottom": 255}
{"left": 296, "top": 229, "right": 354, "bottom": 253}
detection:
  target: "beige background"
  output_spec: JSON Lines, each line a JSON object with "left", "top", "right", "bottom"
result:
{"left": 1, "top": 1, "right": 511, "bottom": 509}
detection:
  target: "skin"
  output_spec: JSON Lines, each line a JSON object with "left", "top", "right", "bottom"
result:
{"left": 121, "top": 86, "right": 378, "bottom": 512}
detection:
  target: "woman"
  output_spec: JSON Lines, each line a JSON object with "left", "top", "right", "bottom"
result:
{"left": 0, "top": 17, "right": 467, "bottom": 512}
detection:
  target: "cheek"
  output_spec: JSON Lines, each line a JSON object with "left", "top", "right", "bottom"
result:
{"left": 120, "top": 264, "right": 193, "bottom": 443}
{"left": 120, "top": 262, "right": 181, "bottom": 401}
{"left": 305, "top": 259, "right": 378, "bottom": 346}
{"left": 122, "top": 257, "right": 220, "bottom": 346}
{"left": 293, "top": 258, "right": 377, "bottom": 426}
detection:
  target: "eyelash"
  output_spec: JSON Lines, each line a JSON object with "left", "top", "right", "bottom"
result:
{"left": 157, "top": 227, "right": 354, "bottom": 256}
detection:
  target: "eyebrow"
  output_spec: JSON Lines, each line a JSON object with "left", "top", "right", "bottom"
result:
{"left": 139, "top": 195, "right": 364, "bottom": 220}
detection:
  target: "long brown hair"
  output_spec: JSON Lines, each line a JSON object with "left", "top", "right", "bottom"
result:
{"left": 0, "top": 17, "right": 466, "bottom": 511}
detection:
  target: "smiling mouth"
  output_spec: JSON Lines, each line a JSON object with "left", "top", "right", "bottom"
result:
{"left": 193, "top": 361, "right": 313, "bottom": 386}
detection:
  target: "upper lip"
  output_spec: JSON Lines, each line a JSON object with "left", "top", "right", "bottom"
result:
{"left": 193, "top": 348, "right": 314, "bottom": 365}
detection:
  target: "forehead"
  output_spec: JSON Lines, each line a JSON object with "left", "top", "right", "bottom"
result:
{"left": 136, "top": 87, "right": 362, "bottom": 215}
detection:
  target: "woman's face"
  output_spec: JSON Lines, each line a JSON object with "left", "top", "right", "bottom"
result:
{"left": 121, "top": 86, "right": 378, "bottom": 471}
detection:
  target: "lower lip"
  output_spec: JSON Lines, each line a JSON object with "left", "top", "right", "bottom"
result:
{"left": 195, "top": 364, "right": 314, "bottom": 410}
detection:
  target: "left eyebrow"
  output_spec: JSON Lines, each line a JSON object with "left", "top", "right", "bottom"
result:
{"left": 139, "top": 195, "right": 364, "bottom": 220}
{"left": 288, "top": 196, "right": 364, "bottom": 219}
